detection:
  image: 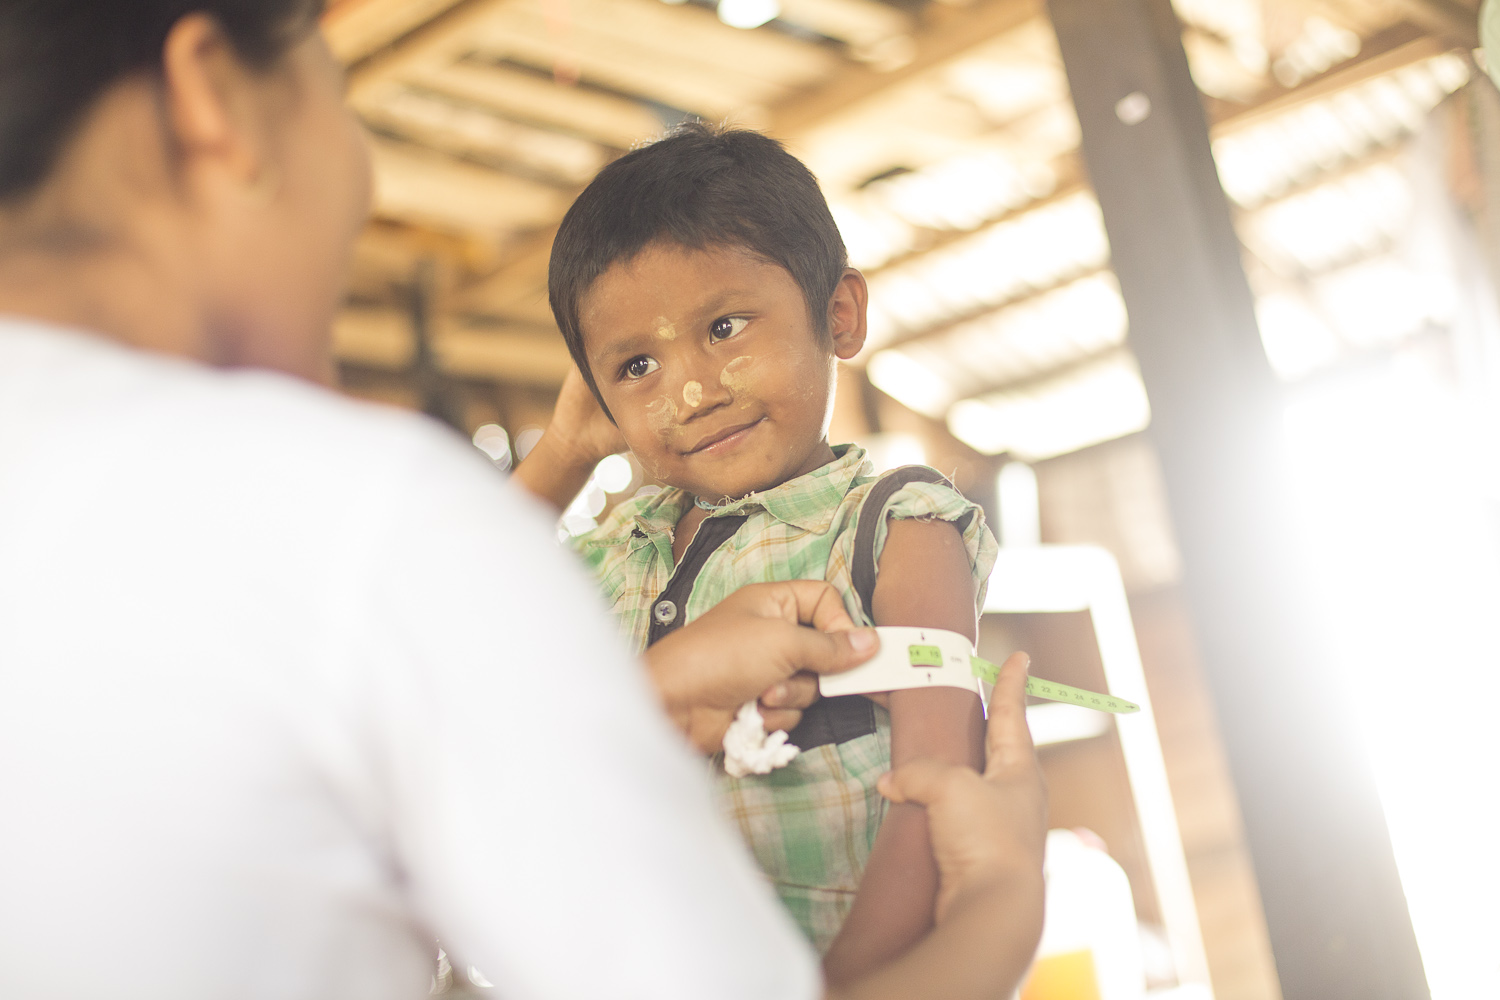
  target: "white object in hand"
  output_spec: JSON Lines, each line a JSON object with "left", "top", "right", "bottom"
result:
{"left": 722, "top": 701, "right": 800, "bottom": 777}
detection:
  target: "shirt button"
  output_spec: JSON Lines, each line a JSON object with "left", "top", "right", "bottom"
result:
{"left": 653, "top": 600, "right": 678, "bottom": 626}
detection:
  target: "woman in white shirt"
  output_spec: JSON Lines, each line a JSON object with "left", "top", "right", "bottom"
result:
{"left": 0, "top": 4, "right": 1045, "bottom": 999}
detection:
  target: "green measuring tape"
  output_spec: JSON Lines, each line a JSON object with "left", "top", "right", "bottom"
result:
{"left": 970, "top": 655, "right": 1140, "bottom": 714}
{"left": 822, "top": 630, "right": 1141, "bottom": 714}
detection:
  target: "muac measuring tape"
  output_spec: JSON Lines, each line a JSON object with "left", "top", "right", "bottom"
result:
{"left": 819, "top": 625, "right": 1140, "bottom": 715}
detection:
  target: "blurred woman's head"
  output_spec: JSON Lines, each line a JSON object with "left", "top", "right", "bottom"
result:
{"left": 0, "top": 1, "right": 372, "bottom": 380}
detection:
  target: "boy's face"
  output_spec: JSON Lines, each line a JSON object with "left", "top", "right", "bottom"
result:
{"left": 578, "top": 242, "right": 867, "bottom": 501}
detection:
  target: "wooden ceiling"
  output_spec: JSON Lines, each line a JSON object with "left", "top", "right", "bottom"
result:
{"left": 321, "top": 0, "right": 1475, "bottom": 464}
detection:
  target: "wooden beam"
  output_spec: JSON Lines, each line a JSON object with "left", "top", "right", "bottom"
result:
{"left": 405, "top": 61, "right": 663, "bottom": 149}
{"left": 350, "top": 0, "right": 838, "bottom": 122}
{"left": 369, "top": 137, "right": 573, "bottom": 236}
{"left": 861, "top": 28, "right": 1456, "bottom": 358}
{"left": 454, "top": 0, "right": 835, "bottom": 119}
{"left": 451, "top": 226, "right": 559, "bottom": 323}
{"left": 324, "top": 0, "right": 473, "bottom": 65}
{"left": 347, "top": 0, "right": 511, "bottom": 90}
{"left": 1208, "top": 30, "right": 1451, "bottom": 135}
{"left": 769, "top": 0, "right": 1042, "bottom": 136}
{"left": 334, "top": 307, "right": 572, "bottom": 386}
{"left": 439, "top": 323, "right": 574, "bottom": 383}
{"left": 777, "top": 0, "right": 912, "bottom": 49}
{"left": 1392, "top": 0, "right": 1480, "bottom": 49}
{"left": 1046, "top": 0, "right": 1430, "bottom": 996}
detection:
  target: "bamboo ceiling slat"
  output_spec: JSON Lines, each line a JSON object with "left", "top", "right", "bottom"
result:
{"left": 371, "top": 137, "right": 574, "bottom": 234}
{"left": 770, "top": 0, "right": 1041, "bottom": 135}
{"left": 791, "top": 17, "right": 1065, "bottom": 186}
{"left": 464, "top": 0, "right": 840, "bottom": 116}
{"left": 333, "top": 0, "right": 1461, "bottom": 413}
{"left": 556, "top": 0, "right": 842, "bottom": 86}
{"left": 453, "top": 230, "right": 558, "bottom": 320}
{"left": 324, "top": 0, "right": 471, "bottom": 63}
{"left": 348, "top": 0, "right": 520, "bottom": 97}
{"left": 438, "top": 323, "right": 575, "bottom": 382}
{"left": 359, "top": 86, "right": 610, "bottom": 185}
{"left": 407, "top": 61, "right": 666, "bottom": 147}
{"left": 777, "top": 0, "right": 912, "bottom": 48}
{"left": 1389, "top": 0, "right": 1479, "bottom": 46}
{"left": 334, "top": 307, "right": 574, "bottom": 382}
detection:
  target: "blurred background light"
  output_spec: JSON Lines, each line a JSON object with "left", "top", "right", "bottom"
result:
{"left": 861, "top": 192, "right": 1111, "bottom": 352}
{"left": 717, "top": 0, "right": 779, "bottom": 30}
{"left": 1272, "top": 15, "right": 1359, "bottom": 89}
{"left": 866, "top": 350, "right": 955, "bottom": 418}
{"left": 1213, "top": 55, "right": 1469, "bottom": 211}
{"left": 1254, "top": 292, "right": 1341, "bottom": 380}
{"left": 997, "top": 460, "right": 1041, "bottom": 547}
{"left": 514, "top": 427, "right": 545, "bottom": 461}
{"left": 593, "top": 453, "right": 635, "bottom": 494}
{"left": 947, "top": 350, "right": 1152, "bottom": 461}
{"left": 1026, "top": 701, "right": 1112, "bottom": 746}
{"left": 471, "top": 423, "right": 513, "bottom": 471}
{"left": 1282, "top": 361, "right": 1500, "bottom": 1000}
{"left": 860, "top": 432, "right": 928, "bottom": 473}
{"left": 1243, "top": 162, "right": 1412, "bottom": 275}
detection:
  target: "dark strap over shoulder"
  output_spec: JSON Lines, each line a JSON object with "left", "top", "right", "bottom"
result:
{"left": 850, "top": 466, "right": 971, "bottom": 624}
{"left": 779, "top": 466, "right": 974, "bottom": 755}
{"left": 786, "top": 695, "right": 876, "bottom": 753}
{"left": 645, "top": 514, "right": 749, "bottom": 647}
{"left": 644, "top": 513, "right": 874, "bottom": 754}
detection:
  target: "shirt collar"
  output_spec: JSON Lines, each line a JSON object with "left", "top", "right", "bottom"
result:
{"left": 637, "top": 444, "right": 871, "bottom": 535}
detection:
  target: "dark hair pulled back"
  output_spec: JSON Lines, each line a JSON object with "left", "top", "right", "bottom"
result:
{"left": 0, "top": 0, "right": 322, "bottom": 201}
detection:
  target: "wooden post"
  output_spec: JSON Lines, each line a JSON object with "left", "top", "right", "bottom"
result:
{"left": 411, "top": 257, "right": 466, "bottom": 432}
{"left": 1043, "top": 0, "right": 1431, "bottom": 996}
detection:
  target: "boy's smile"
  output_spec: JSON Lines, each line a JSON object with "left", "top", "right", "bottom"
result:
{"left": 578, "top": 242, "right": 867, "bottom": 502}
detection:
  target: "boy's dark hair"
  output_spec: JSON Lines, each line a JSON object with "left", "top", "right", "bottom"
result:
{"left": 549, "top": 121, "right": 849, "bottom": 406}
{"left": 0, "top": 0, "right": 323, "bottom": 202}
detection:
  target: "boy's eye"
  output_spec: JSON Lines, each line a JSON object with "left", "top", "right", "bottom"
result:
{"left": 709, "top": 317, "right": 749, "bottom": 343}
{"left": 624, "top": 356, "right": 660, "bottom": 380}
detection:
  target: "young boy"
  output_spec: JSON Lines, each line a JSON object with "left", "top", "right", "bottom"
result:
{"left": 516, "top": 123, "right": 998, "bottom": 984}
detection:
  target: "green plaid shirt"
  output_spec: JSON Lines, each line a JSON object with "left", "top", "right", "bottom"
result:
{"left": 572, "top": 445, "right": 998, "bottom": 951}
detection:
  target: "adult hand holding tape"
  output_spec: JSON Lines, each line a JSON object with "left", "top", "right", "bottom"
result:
{"left": 724, "top": 625, "right": 1135, "bottom": 778}
{"left": 647, "top": 580, "right": 880, "bottom": 753}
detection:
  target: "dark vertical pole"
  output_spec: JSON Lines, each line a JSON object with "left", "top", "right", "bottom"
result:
{"left": 411, "top": 257, "right": 466, "bottom": 433}
{"left": 1044, "top": 1, "right": 1430, "bottom": 997}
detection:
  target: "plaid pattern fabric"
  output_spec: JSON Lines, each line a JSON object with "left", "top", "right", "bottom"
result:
{"left": 571, "top": 445, "right": 998, "bottom": 951}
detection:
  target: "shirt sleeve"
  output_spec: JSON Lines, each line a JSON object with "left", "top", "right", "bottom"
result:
{"left": 834, "top": 479, "right": 1000, "bottom": 625}
{"left": 565, "top": 494, "right": 644, "bottom": 579}
{"left": 346, "top": 437, "right": 819, "bottom": 1000}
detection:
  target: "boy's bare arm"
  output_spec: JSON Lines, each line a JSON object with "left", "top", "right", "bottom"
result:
{"left": 829, "top": 652, "right": 1046, "bottom": 1000}
{"left": 821, "top": 518, "right": 986, "bottom": 986}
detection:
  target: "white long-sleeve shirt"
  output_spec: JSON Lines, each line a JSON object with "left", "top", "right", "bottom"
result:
{"left": 0, "top": 318, "right": 818, "bottom": 1000}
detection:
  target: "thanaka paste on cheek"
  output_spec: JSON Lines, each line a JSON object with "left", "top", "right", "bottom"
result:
{"left": 720, "top": 355, "right": 755, "bottom": 394}
{"left": 647, "top": 395, "right": 677, "bottom": 434}
{"left": 683, "top": 381, "right": 703, "bottom": 408}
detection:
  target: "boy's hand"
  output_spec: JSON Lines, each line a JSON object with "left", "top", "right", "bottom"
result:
{"left": 876, "top": 652, "right": 1046, "bottom": 924}
{"left": 513, "top": 367, "right": 629, "bottom": 513}
{"left": 645, "top": 581, "right": 879, "bottom": 753}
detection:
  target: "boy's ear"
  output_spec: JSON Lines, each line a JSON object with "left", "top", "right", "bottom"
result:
{"left": 827, "top": 268, "right": 868, "bottom": 361}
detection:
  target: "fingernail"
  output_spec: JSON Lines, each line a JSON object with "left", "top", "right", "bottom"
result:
{"left": 849, "top": 628, "right": 878, "bottom": 654}
{"left": 766, "top": 683, "right": 788, "bottom": 706}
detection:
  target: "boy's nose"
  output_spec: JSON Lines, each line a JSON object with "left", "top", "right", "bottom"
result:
{"left": 677, "top": 365, "right": 732, "bottom": 417}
